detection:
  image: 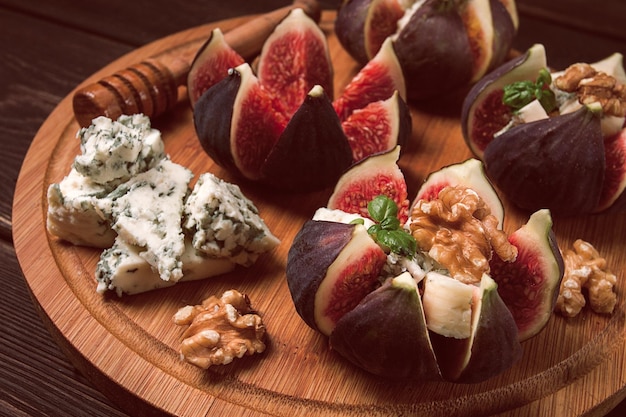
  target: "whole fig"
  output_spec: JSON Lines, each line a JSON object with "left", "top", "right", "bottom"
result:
{"left": 335, "top": 0, "right": 519, "bottom": 100}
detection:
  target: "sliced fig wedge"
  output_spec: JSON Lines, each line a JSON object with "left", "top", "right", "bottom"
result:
{"left": 257, "top": 8, "right": 333, "bottom": 118}
{"left": 490, "top": 209, "right": 564, "bottom": 341}
{"left": 430, "top": 273, "right": 522, "bottom": 383}
{"left": 413, "top": 158, "right": 504, "bottom": 228}
{"left": 187, "top": 28, "right": 245, "bottom": 108}
{"left": 333, "top": 37, "right": 406, "bottom": 122}
{"left": 341, "top": 91, "right": 411, "bottom": 162}
{"left": 194, "top": 63, "right": 288, "bottom": 180}
{"left": 329, "top": 272, "right": 441, "bottom": 380}
{"left": 286, "top": 220, "right": 387, "bottom": 336}
{"left": 327, "top": 146, "right": 409, "bottom": 223}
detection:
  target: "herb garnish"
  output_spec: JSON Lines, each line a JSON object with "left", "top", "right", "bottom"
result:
{"left": 351, "top": 195, "right": 417, "bottom": 258}
{"left": 502, "top": 68, "right": 557, "bottom": 113}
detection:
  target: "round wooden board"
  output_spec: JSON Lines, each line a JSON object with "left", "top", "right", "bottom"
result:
{"left": 13, "top": 11, "right": 626, "bottom": 417}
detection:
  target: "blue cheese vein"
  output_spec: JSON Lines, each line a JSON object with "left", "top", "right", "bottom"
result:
{"left": 183, "top": 173, "right": 280, "bottom": 266}
{"left": 74, "top": 114, "right": 165, "bottom": 188}
{"left": 107, "top": 159, "right": 193, "bottom": 282}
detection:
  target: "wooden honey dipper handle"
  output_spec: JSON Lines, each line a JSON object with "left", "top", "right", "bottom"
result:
{"left": 72, "top": 0, "right": 321, "bottom": 127}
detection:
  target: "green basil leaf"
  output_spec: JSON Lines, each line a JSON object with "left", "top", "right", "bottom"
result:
{"left": 367, "top": 195, "right": 397, "bottom": 223}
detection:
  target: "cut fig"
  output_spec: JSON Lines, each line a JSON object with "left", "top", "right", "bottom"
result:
{"left": 333, "top": 37, "right": 406, "bottom": 122}
{"left": 194, "top": 63, "right": 288, "bottom": 180}
{"left": 335, "top": 0, "right": 518, "bottom": 100}
{"left": 327, "top": 146, "right": 409, "bottom": 223}
{"left": 286, "top": 220, "right": 387, "bottom": 336}
{"left": 286, "top": 213, "right": 394, "bottom": 340}
{"left": 329, "top": 272, "right": 441, "bottom": 380}
{"left": 429, "top": 273, "right": 522, "bottom": 383}
{"left": 483, "top": 104, "right": 606, "bottom": 216}
{"left": 462, "top": 45, "right": 626, "bottom": 214}
{"left": 489, "top": 209, "right": 564, "bottom": 341}
{"left": 187, "top": 28, "right": 245, "bottom": 108}
{"left": 257, "top": 8, "right": 334, "bottom": 118}
{"left": 461, "top": 43, "right": 547, "bottom": 159}
{"left": 413, "top": 158, "right": 504, "bottom": 228}
{"left": 192, "top": 7, "right": 411, "bottom": 192}
{"left": 341, "top": 91, "right": 411, "bottom": 162}
{"left": 287, "top": 163, "right": 564, "bottom": 382}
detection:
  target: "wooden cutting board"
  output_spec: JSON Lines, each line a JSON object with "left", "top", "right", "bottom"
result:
{"left": 13, "top": 11, "right": 626, "bottom": 417}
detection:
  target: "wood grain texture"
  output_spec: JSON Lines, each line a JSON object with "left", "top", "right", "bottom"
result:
{"left": 0, "top": 7, "right": 133, "bottom": 241}
{"left": 12, "top": 11, "right": 626, "bottom": 417}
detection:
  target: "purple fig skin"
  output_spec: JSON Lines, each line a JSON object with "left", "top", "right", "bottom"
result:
{"left": 193, "top": 69, "right": 241, "bottom": 176}
{"left": 335, "top": 0, "right": 376, "bottom": 65}
{"left": 287, "top": 220, "right": 357, "bottom": 332}
{"left": 488, "top": 0, "right": 517, "bottom": 69}
{"left": 261, "top": 86, "right": 353, "bottom": 192}
{"left": 329, "top": 274, "right": 442, "bottom": 380}
{"left": 483, "top": 105, "right": 606, "bottom": 216}
{"left": 392, "top": 0, "right": 474, "bottom": 101}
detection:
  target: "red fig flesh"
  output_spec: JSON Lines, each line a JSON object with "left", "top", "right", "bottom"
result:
{"left": 327, "top": 146, "right": 409, "bottom": 223}
{"left": 187, "top": 28, "right": 245, "bottom": 108}
{"left": 192, "top": 7, "right": 411, "bottom": 192}
{"left": 490, "top": 209, "right": 564, "bottom": 341}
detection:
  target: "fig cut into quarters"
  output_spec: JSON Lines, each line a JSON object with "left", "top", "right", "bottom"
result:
{"left": 287, "top": 159, "right": 563, "bottom": 382}
{"left": 191, "top": 8, "right": 411, "bottom": 192}
{"left": 461, "top": 43, "right": 626, "bottom": 215}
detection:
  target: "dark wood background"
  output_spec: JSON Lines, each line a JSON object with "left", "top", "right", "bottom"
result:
{"left": 1, "top": 0, "right": 625, "bottom": 415}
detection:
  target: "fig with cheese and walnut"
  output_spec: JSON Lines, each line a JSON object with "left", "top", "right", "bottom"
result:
{"left": 461, "top": 43, "right": 626, "bottom": 215}
{"left": 286, "top": 156, "right": 564, "bottom": 382}
{"left": 189, "top": 8, "right": 410, "bottom": 192}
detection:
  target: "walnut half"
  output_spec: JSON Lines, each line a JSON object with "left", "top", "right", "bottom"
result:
{"left": 555, "top": 239, "right": 618, "bottom": 317}
{"left": 173, "top": 289, "right": 266, "bottom": 369}
{"left": 554, "top": 63, "right": 626, "bottom": 117}
{"left": 408, "top": 186, "right": 517, "bottom": 284}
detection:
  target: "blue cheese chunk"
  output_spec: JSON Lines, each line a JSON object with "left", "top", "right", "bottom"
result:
{"left": 105, "top": 159, "right": 193, "bottom": 282}
{"left": 183, "top": 173, "right": 280, "bottom": 266}
{"left": 74, "top": 114, "right": 165, "bottom": 188}
{"left": 96, "top": 236, "right": 236, "bottom": 296}
{"left": 46, "top": 168, "right": 116, "bottom": 247}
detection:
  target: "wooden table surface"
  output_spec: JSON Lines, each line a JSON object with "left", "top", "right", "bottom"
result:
{"left": 1, "top": 1, "right": 625, "bottom": 416}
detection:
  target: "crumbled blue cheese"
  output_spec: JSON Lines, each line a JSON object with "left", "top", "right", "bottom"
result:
{"left": 46, "top": 168, "right": 115, "bottom": 247}
{"left": 74, "top": 114, "right": 165, "bottom": 188}
{"left": 104, "top": 159, "right": 193, "bottom": 282}
{"left": 96, "top": 236, "right": 236, "bottom": 296}
{"left": 183, "top": 173, "right": 280, "bottom": 267}
{"left": 49, "top": 114, "right": 281, "bottom": 296}
{"left": 47, "top": 114, "right": 166, "bottom": 247}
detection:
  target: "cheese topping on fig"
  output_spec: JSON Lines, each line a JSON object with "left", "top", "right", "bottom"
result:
{"left": 408, "top": 186, "right": 517, "bottom": 284}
